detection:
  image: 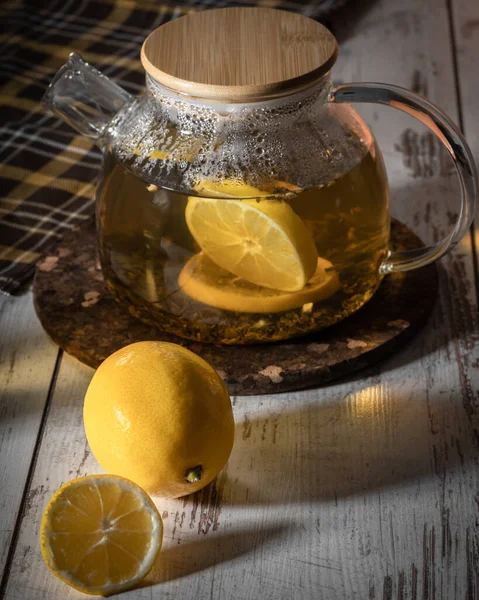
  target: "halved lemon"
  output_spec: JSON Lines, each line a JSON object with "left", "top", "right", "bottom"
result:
{"left": 185, "top": 187, "right": 318, "bottom": 292}
{"left": 178, "top": 253, "right": 339, "bottom": 313}
{"left": 40, "top": 475, "right": 163, "bottom": 596}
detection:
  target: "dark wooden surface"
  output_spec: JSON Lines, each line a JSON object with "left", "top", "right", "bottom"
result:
{"left": 33, "top": 218, "right": 437, "bottom": 395}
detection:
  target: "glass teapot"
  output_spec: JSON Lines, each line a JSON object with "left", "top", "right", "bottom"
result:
{"left": 42, "top": 7, "right": 476, "bottom": 345}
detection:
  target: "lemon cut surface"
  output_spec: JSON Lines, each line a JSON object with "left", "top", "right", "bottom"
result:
{"left": 179, "top": 253, "right": 339, "bottom": 313}
{"left": 185, "top": 181, "right": 318, "bottom": 292}
{"left": 40, "top": 475, "right": 163, "bottom": 596}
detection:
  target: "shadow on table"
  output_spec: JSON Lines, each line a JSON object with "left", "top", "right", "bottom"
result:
{"left": 220, "top": 386, "right": 477, "bottom": 506}
{"left": 334, "top": 257, "right": 473, "bottom": 384}
{"left": 0, "top": 389, "right": 54, "bottom": 422}
{"left": 140, "top": 524, "right": 287, "bottom": 586}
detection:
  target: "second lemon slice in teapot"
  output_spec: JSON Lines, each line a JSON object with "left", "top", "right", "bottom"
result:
{"left": 179, "top": 253, "right": 339, "bottom": 313}
{"left": 185, "top": 180, "right": 318, "bottom": 292}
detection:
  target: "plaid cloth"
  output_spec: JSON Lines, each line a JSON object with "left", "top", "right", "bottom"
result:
{"left": 0, "top": 0, "right": 347, "bottom": 295}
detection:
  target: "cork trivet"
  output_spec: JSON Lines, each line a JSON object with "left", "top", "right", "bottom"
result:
{"left": 33, "top": 218, "right": 438, "bottom": 396}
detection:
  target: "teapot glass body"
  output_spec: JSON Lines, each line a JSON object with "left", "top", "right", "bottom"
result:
{"left": 98, "top": 73, "right": 388, "bottom": 343}
{"left": 42, "top": 52, "right": 476, "bottom": 345}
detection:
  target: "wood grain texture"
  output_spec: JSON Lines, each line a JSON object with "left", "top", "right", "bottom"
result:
{"left": 141, "top": 7, "right": 338, "bottom": 101}
{"left": 330, "top": 0, "right": 479, "bottom": 597}
{"left": 450, "top": 0, "right": 479, "bottom": 224}
{"left": 0, "top": 294, "right": 59, "bottom": 580}
{"left": 1, "top": 0, "right": 478, "bottom": 599}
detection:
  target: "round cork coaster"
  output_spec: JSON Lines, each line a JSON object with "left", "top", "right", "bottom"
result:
{"left": 33, "top": 218, "right": 437, "bottom": 395}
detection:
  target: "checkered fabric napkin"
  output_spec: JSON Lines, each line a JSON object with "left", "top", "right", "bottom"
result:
{"left": 0, "top": 0, "right": 347, "bottom": 295}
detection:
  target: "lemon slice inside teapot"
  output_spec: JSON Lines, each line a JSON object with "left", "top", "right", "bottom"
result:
{"left": 185, "top": 179, "right": 319, "bottom": 292}
{"left": 178, "top": 253, "right": 339, "bottom": 313}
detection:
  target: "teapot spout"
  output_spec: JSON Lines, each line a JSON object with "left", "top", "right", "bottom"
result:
{"left": 42, "top": 52, "right": 133, "bottom": 143}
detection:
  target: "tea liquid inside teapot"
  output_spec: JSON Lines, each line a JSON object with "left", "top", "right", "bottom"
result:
{"left": 98, "top": 130, "right": 389, "bottom": 344}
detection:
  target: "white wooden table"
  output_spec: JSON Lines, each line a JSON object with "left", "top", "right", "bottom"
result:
{"left": 1, "top": 0, "right": 478, "bottom": 598}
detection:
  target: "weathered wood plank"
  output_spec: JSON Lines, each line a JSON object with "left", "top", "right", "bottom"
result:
{"left": 0, "top": 293, "right": 59, "bottom": 581}
{"left": 450, "top": 0, "right": 479, "bottom": 230}
{"left": 330, "top": 0, "right": 479, "bottom": 598}
{"left": 447, "top": 3, "right": 479, "bottom": 597}
{"left": 2, "top": 0, "right": 479, "bottom": 599}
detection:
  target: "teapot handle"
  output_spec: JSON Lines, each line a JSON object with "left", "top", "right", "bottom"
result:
{"left": 330, "top": 83, "right": 477, "bottom": 274}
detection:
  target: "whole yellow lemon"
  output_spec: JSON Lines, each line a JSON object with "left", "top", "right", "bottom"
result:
{"left": 83, "top": 342, "right": 234, "bottom": 498}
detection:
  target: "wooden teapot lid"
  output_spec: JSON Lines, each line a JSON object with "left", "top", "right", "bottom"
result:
{"left": 141, "top": 7, "right": 338, "bottom": 102}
